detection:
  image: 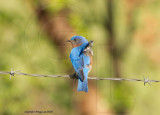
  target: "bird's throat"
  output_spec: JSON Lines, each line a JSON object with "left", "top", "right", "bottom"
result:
{"left": 72, "top": 43, "right": 83, "bottom": 48}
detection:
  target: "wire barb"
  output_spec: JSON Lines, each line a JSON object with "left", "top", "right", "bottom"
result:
{"left": 143, "top": 76, "right": 151, "bottom": 86}
{"left": 9, "top": 68, "right": 20, "bottom": 80}
{"left": 10, "top": 68, "right": 14, "bottom": 80}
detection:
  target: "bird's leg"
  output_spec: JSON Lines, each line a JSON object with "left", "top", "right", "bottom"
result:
{"left": 70, "top": 72, "right": 79, "bottom": 82}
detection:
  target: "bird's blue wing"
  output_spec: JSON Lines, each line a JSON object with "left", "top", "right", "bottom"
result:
{"left": 77, "top": 54, "right": 90, "bottom": 92}
{"left": 70, "top": 47, "right": 90, "bottom": 82}
{"left": 70, "top": 53, "right": 84, "bottom": 81}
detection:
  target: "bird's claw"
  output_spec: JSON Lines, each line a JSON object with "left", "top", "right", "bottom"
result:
{"left": 70, "top": 73, "right": 79, "bottom": 82}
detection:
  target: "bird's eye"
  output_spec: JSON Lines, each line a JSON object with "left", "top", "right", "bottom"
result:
{"left": 74, "top": 39, "right": 77, "bottom": 42}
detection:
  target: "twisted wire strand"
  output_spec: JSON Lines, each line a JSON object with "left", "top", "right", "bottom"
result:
{"left": 0, "top": 69, "right": 160, "bottom": 85}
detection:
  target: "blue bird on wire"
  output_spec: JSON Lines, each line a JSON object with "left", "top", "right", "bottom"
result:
{"left": 66, "top": 36, "right": 93, "bottom": 92}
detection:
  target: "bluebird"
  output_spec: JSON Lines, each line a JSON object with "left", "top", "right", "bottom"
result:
{"left": 66, "top": 36, "right": 93, "bottom": 92}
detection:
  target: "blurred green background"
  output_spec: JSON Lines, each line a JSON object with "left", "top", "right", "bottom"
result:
{"left": 0, "top": 0, "right": 160, "bottom": 115}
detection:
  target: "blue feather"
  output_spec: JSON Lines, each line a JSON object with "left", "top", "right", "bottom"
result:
{"left": 69, "top": 36, "right": 91, "bottom": 92}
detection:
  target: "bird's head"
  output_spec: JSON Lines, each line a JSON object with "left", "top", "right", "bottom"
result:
{"left": 66, "top": 36, "right": 88, "bottom": 48}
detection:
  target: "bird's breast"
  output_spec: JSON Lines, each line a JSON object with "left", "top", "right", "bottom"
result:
{"left": 88, "top": 52, "right": 93, "bottom": 72}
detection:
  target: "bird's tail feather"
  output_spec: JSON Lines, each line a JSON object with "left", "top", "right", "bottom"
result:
{"left": 77, "top": 77, "right": 88, "bottom": 92}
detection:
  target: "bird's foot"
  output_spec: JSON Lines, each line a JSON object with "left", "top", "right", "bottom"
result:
{"left": 70, "top": 72, "right": 79, "bottom": 82}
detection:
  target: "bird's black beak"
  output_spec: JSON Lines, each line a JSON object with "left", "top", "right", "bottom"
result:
{"left": 66, "top": 40, "right": 71, "bottom": 42}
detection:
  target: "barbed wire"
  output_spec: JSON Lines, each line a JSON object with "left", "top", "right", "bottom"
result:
{"left": 0, "top": 68, "right": 160, "bottom": 85}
